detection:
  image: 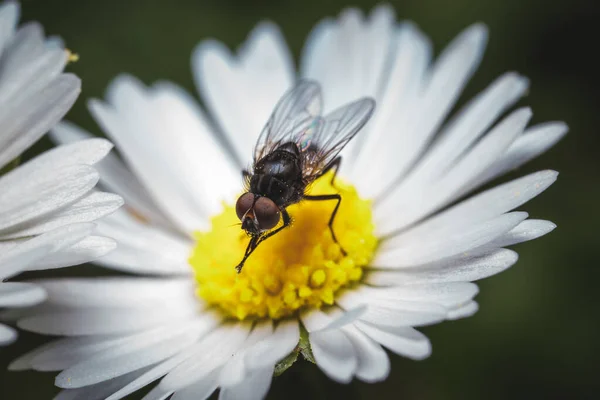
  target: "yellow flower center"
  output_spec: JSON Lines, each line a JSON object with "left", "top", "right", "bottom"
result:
{"left": 189, "top": 172, "right": 377, "bottom": 320}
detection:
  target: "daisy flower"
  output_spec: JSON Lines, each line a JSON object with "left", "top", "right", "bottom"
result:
{"left": 11, "top": 5, "right": 566, "bottom": 399}
{"left": 0, "top": 1, "right": 123, "bottom": 345}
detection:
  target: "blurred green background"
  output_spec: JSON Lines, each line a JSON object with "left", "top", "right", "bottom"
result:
{"left": 1, "top": 0, "right": 599, "bottom": 399}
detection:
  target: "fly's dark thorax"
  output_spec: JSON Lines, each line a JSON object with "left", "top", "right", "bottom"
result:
{"left": 250, "top": 142, "right": 304, "bottom": 207}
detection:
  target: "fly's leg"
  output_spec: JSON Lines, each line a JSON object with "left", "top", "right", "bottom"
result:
{"left": 304, "top": 193, "right": 346, "bottom": 256}
{"left": 320, "top": 156, "right": 342, "bottom": 188}
{"left": 235, "top": 209, "right": 291, "bottom": 273}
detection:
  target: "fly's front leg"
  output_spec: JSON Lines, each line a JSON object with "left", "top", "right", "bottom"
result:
{"left": 235, "top": 210, "right": 291, "bottom": 273}
{"left": 304, "top": 193, "right": 346, "bottom": 256}
{"left": 255, "top": 209, "right": 291, "bottom": 247}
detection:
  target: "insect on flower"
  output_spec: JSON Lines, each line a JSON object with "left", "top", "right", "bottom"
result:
{"left": 235, "top": 81, "right": 375, "bottom": 272}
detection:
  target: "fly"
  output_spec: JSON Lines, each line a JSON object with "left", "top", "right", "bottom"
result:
{"left": 234, "top": 81, "right": 375, "bottom": 273}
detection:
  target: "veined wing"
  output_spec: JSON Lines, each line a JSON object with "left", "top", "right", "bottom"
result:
{"left": 302, "top": 97, "right": 376, "bottom": 180}
{"left": 253, "top": 80, "right": 323, "bottom": 162}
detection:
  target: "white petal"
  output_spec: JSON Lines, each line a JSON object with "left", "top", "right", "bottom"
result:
{"left": 50, "top": 121, "right": 176, "bottom": 231}
{"left": 0, "top": 323, "right": 17, "bottom": 345}
{"left": 474, "top": 122, "right": 567, "bottom": 188}
{"left": 0, "top": 2, "right": 19, "bottom": 53}
{"left": 301, "top": 305, "right": 367, "bottom": 333}
{"left": 29, "top": 235, "right": 116, "bottom": 270}
{"left": 53, "top": 368, "right": 151, "bottom": 400}
{"left": 487, "top": 219, "right": 556, "bottom": 248}
{"left": 0, "top": 165, "right": 99, "bottom": 233}
{"left": 105, "top": 351, "right": 195, "bottom": 400}
{"left": 366, "top": 248, "right": 518, "bottom": 285}
{"left": 93, "top": 209, "right": 192, "bottom": 275}
{"left": 37, "top": 277, "right": 195, "bottom": 308}
{"left": 367, "top": 24, "right": 487, "bottom": 200}
{"left": 374, "top": 212, "right": 528, "bottom": 267}
{"left": 351, "top": 22, "right": 431, "bottom": 189}
{"left": 380, "top": 170, "right": 557, "bottom": 253}
{"left": 55, "top": 320, "right": 213, "bottom": 388}
{"left": 394, "top": 72, "right": 529, "bottom": 191}
{"left": 356, "top": 283, "right": 479, "bottom": 309}
{"left": 302, "top": 6, "right": 396, "bottom": 110}
{"left": 0, "top": 241, "right": 50, "bottom": 280}
{"left": 219, "top": 321, "right": 273, "bottom": 387}
{"left": 310, "top": 328, "right": 357, "bottom": 383}
{"left": 18, "top": 305, "right": 198, "bottom": 336}
{"left": 0, "top": 191, "right": 122, "bottom": 239}
{"left": 376, "top": 107, "right": 531, "bottom": 235}
{"left": 0, "top": 223, "right": 95, "bottom": 279}
{"left": 341, "top": 325, "right": 390, "bottom": 382}
{"left": 169, "top": 369, "right": 221, "bottom": 400}
{"left": 159, "top": 323, "right": 250, "bottom": 391}
{"left": 193, "top": 22, "right": 294, "bottom": 164}
{"left": 355, "top": 322, "right": 431, "bottom": 360}
{"left": 0, "top": 74, "right": 80, "bottom": 169}
{"left": 28, "top": 336, "right": 126, "bottom": 372}
{"left": 337, "top": 290, "right": 447, "bottom": 327}
{"left": 219, "top": 365, "right": 274, "bottom": 400}
{"left": 2, "top": 139, "right": 112, "bottom": 187}
{"left": 89, "top": 79, "right": 210, "bottom": 233}
{"left": 0, "top": 282, "right": 46, "bottom": 307}
{"left": 447, "top": 301, "right": 479, "bottom": 320}
{"left": 244, "top": 319, "right": 299, "bottom": 370}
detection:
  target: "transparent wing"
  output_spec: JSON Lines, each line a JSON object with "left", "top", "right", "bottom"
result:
{"left": 253, "top": 80, "right": 323, "bottom": 162}
{"left": 302, "top": 98, "right": 376, "bottom": 180}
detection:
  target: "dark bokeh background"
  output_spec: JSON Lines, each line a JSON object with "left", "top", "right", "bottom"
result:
{"left": 1, "top": 0, "right": 599, "bottom": 399}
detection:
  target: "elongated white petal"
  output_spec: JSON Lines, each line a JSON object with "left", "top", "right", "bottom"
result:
{"left": 381, "top": 170, "right": 557, "bottom": 253}
{"left": 218, "top": 321, "right": 272, "bottom": 387}
{"left": 395, "top": 72, "right": 529, "bottom": 190}
{"left": 244, "top": 319, "right": 299, "bottom": 370}
{"left": 36, "top": 277, "right": 195, "bottom": 308}
{"left": 310, "top": 328, "right": 357, "bottom": 383}
{"left": 168, "top": 369, "right": 220, "bottom": 400}
{"left": 0, "top": 223, "right": 96, "bottom": 279}
{"left": 219, "top": 365, "right": 274, "bottom": 400}
{"left": 342, "top": 325, "right": 390, "bottom": 382}
{"left": 0, "top": 191, "right": 123, "bottom": 239}
{"left": 351, "top": 22, "right": 431, "bottom": 188}
{"left": 53, "top": 368, "right": 151, "bottom": 400}
{"left": 50, "top": 121, "right": 176, "bottom": 230}
{"left": 159, "top": 323, "right": 250, "bottom": 391}
{"left": 375, "top": 212, "right": 527, "bottom": 267}
{"left": 105, "top": 351, "right": 195, "bottom": 400}
{"left": 0, "top": 282, "right": 46, "bottom": 307}
{"left": 486, "top": 219, "right": 556, "bottom": 248}
{"left": 376, "top": 107, "right": 531, "bottom": 235}
{"left": 28, "top": 236, "right": 117, "bottom": 270}
{"left": 0, "top": 323, "right": 17, "bottom": 345}
{"left": 447, "top": 301, "right": 479, "bottom": 320}
{"left": 366, "top": 248, "right": 518, "bottom": 285}
{"left": 0, "top": 165, "right": 98, "bottom": 232}
{"left": 93, "top": 210, "right": 192, "bottom": 275}
{"left": 0, "top": 74, "right": 80, "bottom": 169}
{"left": 18, "top": 305, "right": 198, "bottom": 336}
{"left": 193, "top": 22, "right": 294, "bottom": 164}
{"left": 473, "top": 122, "right": 568, "bottom": 188}
{"left": 89, "top": 80, "right": 210, "bottom": 233}
{"left": 55, "top": 320, "right": 212, "bottom": 388}
{"left": 337, "top": 290, "right": 447, "bottom": 327}
{"left": 355, "top": 322, "right": 432, "bottom": 360}
{"left": 0, "top": 3, "right": 19, "bottom": 53}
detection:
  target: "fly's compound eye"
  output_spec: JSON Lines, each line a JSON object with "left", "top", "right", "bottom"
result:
{"left": 236, "top": 193, "right": 255, "bottom": 220}
{"left": 254, "top": 197, "right": 280, "bottom": 230}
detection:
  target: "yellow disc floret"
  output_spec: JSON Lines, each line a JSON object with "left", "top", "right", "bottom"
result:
{"left": 189, "top": 172, "right": 377, "bottom": 320}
